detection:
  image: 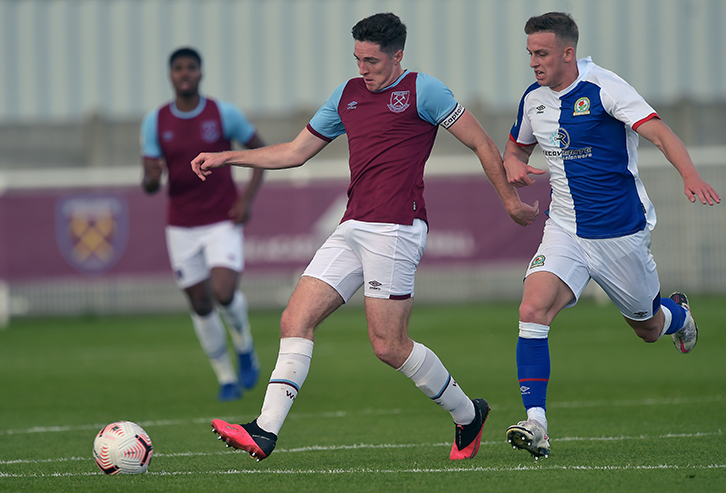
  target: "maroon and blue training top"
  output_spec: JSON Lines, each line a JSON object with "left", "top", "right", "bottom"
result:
{"left": 307, "top": 70, "right": 465, "bottom": 226}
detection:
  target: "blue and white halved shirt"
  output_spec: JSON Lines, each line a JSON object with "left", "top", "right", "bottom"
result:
{"left": 510, "top": 57, "right": 659, "bottom": 239}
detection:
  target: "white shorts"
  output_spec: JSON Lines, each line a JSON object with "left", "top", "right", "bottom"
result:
{"left": 165, "top": 220, "right": 244, "bottom": 289}
{"left": 303, "top": 219, "right": 427, "bottom": 302}
{"left": 525, "top": 219, "right": 661, "bottom": 320}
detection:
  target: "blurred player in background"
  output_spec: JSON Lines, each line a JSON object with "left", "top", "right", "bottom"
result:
{"left": 141, "top": 47, "right": 266, "bottom": 401}
{"left": 503, "top": 12, "right": 721, "bottom": 459}
{"left": 192, "top": 12, "right": 539, "bottom": 462}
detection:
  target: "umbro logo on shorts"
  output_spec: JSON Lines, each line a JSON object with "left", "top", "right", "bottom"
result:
{"left": 368, "top": 280, "right": 382, "bottom": 291}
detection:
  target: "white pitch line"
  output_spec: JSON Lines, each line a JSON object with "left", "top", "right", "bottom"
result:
{"left": 1, "top": 395, "right": 721, "bottom": 436}
{"left": 2, "top": 463, "right": 725, "bottom": 479}
{"left": 1, "top": 430, "right": 722, "bottom": 466}
{"left": 549, "top": 394, "right": 723, "bottom": 409}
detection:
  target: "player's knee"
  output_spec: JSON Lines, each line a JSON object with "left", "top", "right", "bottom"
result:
{"left": 369, "top": 338, "right": 406, "bottom": 368}
{"left": 185, "top": 284, "right": 215, "bottom": 315}
{"left": 371, "top": 344, "right": 396, "bottom": 367}
{"left": 208, "top": 283, "right": 235, "bottom": 306}
{"left": 214, "top": 290, "right": 235, "bottom": 307}
{"left": 191, "top": 299, "right": 214, "bottom": 316}
{"left": 628, "top": 317, "right": 661, "bottom": 343}
{"left": 638, "top": 334, "right": 659, "bottom": 343}
{"left": 279, "top": 307, "right": 311, "bottom": 339}
{"left": 519, "top": 301, "right": 546, "bottom": 325}
{"left": 279, "top": 308, "right": 295, "bottom": 336}
{"left": 634, "top": 328, "right": 660, "bottom": 343}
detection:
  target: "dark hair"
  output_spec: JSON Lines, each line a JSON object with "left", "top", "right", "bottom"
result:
{"left": 351, "top": 12, "right": 406, "bottom": 56}
{"left": 169, "top": 47, "right": 202, "bottom": 68}
{"left": 524, "top": 12, "right": 579, "bottom": 48}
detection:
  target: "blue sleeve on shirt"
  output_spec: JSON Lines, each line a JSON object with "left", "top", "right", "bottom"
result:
{"left": 217, "top": 100, "right": 257, "bottom": 145}
{"left": 510, "top": 82, "right": 540, "bottom": 143}
{"left": 415, "top": 73, "right": 458, "bottom": 125}
{"left": 308, "top": 81, "right": 347, "bottom": 140}
{"left": 140, "top": 109, "right": 161, "bottom": 158}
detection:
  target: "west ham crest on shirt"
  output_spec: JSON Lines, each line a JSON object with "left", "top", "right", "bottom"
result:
{"left": 200, "top": 120, "right": 221, "bottom": 143}
{"left": 387, "top": 91, "right": 410, "bottom": 113}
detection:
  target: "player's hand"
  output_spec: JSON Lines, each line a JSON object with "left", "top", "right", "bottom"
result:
{"left": 191, "top": 152, "right": 228, "bottom": 181}
{"left": 144, "top": 158, "right": 164, "bottom": 176}
{"left": 228, "top": 197, "right": 252, "bottom": 224}
{"left": 683, "top": 175, "right": 721, "bottom": 205}
{"left": 504, "top": 156, "right": 547, "bottom": 188}
{"left": 142, "top": 158, "right": 165, "bottom": 193}
{"left": 508, "top": 200, "right": 540, "bottom": 227}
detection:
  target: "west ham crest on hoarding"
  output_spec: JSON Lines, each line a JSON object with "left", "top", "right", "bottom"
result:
{"left": 55, "top": 194, "right": 129, "bottom": 275}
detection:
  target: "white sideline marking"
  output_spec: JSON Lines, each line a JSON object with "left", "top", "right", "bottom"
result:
{"left": 1, "top": 463, "right": 725, "bottom": 478}
{"left": 0, "top": 409, "right": 404, "bottom": 436}
{"left": 0, "top": 430, "right": 722, "bottom": 466}
{"left": 549, "top": 394, "right": 723, "bottom": 409}
{"left": 1, "top": 395, "right": 721, "bottom": 436}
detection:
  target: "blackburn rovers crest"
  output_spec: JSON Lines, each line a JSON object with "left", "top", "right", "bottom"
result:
{"left": 55, "top": 194, "right": 129, "bottom": 274}
{"left": 573, "top": 97, "right": 591, "bottom": 116}
{"left": 387, "top": 91, "right": 410, "bottom": 113}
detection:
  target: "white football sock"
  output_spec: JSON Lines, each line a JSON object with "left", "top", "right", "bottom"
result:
{"left": 658, "top": 304, "right": 674, "bottom": 339}
{"left": 219, "top": 291, "right": 254, "bottom": 353}
{"left": 397, "top": 342, "right": 475, "bottom": 425}
{"left": 527, "top": 407, "right": 547, "bottom": 431}
{"left": 257, "top": 337, "right": 314, "bottom": 435}
{"left": 191, "top": 311, "right": 236, "bottom": 385}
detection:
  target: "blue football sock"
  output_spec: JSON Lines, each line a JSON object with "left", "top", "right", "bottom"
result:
{"left": 517, "top": 337, "right": 550, "bottom": 410}
{"left": 661, "top": 297, "right": 686, "bottom": 335}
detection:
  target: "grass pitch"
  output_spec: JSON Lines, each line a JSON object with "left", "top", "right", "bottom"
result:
{"left": 1, "top": 297, "right": 724, "bottom": 492}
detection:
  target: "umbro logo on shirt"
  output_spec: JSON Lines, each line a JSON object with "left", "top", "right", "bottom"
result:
{"left": 536, "top": 105, "right": 546, "bottom": 114}
{"left": 347, "top": 101, "right": 358, "bottom": 110}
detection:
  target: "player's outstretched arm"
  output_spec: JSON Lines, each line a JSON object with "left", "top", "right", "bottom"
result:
{"left": 447, "top": 110, "right": 539, "bottom": 226}
{"left": 191, "top": 128, "right": 328, "bottom": 181}
{"left": 636, "top": 118, "right": 721, "bottom": 206}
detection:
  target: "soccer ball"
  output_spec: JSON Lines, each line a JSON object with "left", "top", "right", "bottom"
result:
{"left": 93, "top": 421, "right": 153, "bottom": 475}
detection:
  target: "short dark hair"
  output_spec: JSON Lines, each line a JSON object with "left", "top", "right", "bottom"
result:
{"left": 351, "top": 12, "right": 406, "bottom": 56}
{"left": 524, "top": 12, "right": 579, "bottom": 48}
{"left": 169, "top": 47, "right": 202, "bottom": 68}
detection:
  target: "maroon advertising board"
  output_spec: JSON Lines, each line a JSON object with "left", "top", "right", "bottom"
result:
{"left": 0, "top": 175, "right": 549, "bottom": 281}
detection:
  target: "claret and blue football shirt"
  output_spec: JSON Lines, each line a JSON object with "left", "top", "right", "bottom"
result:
{"left": 307, "top": 70, "right": 465, "bottom": 226}
{"left": 141, "top": 97, "right": 257, "bottom": 227}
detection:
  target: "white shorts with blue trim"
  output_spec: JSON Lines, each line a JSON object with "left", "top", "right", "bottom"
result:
{"left": 525, "top": 219, "right": 661, "bottom": 321}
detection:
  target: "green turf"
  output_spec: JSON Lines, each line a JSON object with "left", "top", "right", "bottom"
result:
{"left": 1, "top": 297, "right": 724, "bottom": 492}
